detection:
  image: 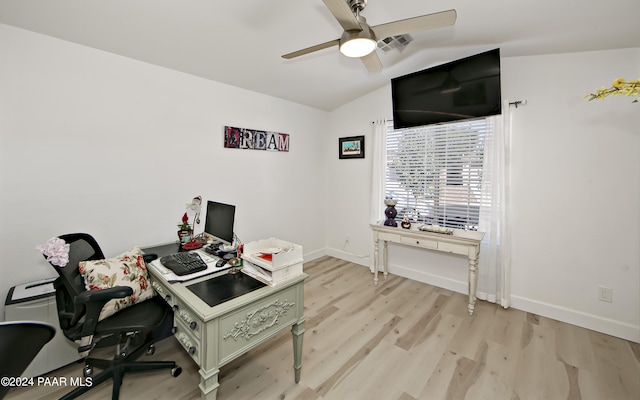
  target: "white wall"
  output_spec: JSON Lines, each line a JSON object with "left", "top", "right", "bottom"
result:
{"left": 505, "top": 49, "right": 640, "bottom": 342}
{"left": 0, "top": 24, "right": 328, "bottom": 318}
{"left": 326, "top": 48, "right": 640, "bottom": 342}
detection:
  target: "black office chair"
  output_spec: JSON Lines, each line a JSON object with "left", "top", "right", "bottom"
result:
{"left": 0, "top": 321, "right": 56, "bottom": 400}
{"left": 43, "top": 233, "right": 181, "bottom": 400}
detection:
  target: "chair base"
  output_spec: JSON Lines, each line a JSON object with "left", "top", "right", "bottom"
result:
{"left": 59, "top": 338, "right": 180, "bottom": 400}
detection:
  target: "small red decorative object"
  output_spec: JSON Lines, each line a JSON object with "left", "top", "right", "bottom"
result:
{"left": 182, "top": 239, "right": 203, "bottom": 250}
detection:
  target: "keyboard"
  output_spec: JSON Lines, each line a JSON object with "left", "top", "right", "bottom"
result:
{"left": 160, "top": 252, "right": 208, "bottom": 276}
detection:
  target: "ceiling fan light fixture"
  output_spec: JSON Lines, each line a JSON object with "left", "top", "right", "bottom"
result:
{"left": 340, "top": 36, "right": 376, "bottom": 57}
{"left": 339, "top": 16, "right": 377, "bottom": 58}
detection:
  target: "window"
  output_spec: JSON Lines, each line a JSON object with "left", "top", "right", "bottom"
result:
{"left": 385, "top": 119, "right": 493, "bottom": 231}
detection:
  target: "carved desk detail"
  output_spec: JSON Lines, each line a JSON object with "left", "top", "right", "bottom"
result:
{"left": 224, "top": 299, "right": 295, "bottom": 341}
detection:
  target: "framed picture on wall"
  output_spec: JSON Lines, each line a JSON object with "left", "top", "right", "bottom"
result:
{"left": 339, "top": 135, "right": 365, "bottom": 159}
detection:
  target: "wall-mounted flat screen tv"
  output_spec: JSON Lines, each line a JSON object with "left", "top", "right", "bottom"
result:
{"left": 391, "top": 48, "right": 501, "bottom": 129}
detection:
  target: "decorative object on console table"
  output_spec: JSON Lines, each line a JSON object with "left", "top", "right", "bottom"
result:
{"left": 338, "top": 135, "right": 365, "bottom": 159}
{"left": 383, "top": 198, "right": 398, "bottom": 227}
{"left": 418, "top": 224, "right": 454, "bottom": 235}
{"left": 401, "top": 217, "right": 411, "bottom": 229}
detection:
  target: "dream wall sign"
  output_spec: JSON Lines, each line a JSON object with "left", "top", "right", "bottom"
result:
{"left": 224, "top": 126, "right": 290, "bottom": 152}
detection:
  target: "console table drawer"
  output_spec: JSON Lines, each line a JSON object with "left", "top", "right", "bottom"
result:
{"left": 218, "top": 285, "right": 300, "bottom": 365}
{"left": 438, "top": 242, "right": 469, "bottom": 255}
{"left": 400, "top": 235, "right": 438, "bottom": 249}
{"left": 378, "top": 232, "right": 400, "bottom": 242}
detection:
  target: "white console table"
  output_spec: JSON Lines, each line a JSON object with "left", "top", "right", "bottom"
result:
{"left": 370, "top": 223, "right": 484, "bottom": 315}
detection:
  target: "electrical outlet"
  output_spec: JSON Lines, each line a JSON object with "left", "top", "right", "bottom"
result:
{"left": 598, "top": 286, "right": 613, "bottom": 303}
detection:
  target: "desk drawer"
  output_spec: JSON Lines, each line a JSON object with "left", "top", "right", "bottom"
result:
{"left": 151, "top": 280, "right": 174, "bottom": 307}
{"left": 218, "top": 285, "right": 300, "bottom": 365}
{"left": 400, "top": 235, "right": 438, "bottom": 249}
{"left": 152, "top": 279, "right": 203, "bottom": 362}
{"left": 151, "top": 280, "right": 201, "bottom": 337}
{"left": 174, "top": 317, "right": 201, "bottom": 365}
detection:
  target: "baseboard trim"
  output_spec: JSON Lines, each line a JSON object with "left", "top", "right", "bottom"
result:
{"left": 324, "top": 248, "right": 370, "bottom": 268}
{"left": 510, "top": 295, "right": 640, "bottom": 343}
{"left": 386, "top": 263, "right": 468, "bottom": 296}
{"left": 321, "top": 248, "right": 639, "bottom": 343}
{"left": 303, "top": 248, "right": 327, "bottom": 263}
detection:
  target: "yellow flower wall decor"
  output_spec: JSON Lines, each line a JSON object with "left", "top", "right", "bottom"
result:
{"left": 586, "top": 78, "right": 640, "bottom": 103}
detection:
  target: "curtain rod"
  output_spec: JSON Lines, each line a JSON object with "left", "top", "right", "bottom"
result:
{"left": 370, "top": 119, "right": 392, "bottom": 124}
{"left": 509, "top": 100, "right": 527, "bottom": 108}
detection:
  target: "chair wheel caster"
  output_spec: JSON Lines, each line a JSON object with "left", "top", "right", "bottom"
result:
{"left": 146, "top": 344, "right": 156, "bottom": 356}
{"left": 83, "top": 365, "right": 93, "bottom": 377}
{"left": 171, "top": 366, "right": 182, "bottom": 377}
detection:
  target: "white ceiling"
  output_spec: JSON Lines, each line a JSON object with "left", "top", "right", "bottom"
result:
{"left": 1, "top": 0, "right": 639, "bottom": 111}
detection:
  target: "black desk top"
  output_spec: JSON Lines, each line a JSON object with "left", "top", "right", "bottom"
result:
{"left": 186, "top": 272, "right": 265, "bottom": 307}
{"left": 142, "top": 242, "right": 183, "bottom": 258}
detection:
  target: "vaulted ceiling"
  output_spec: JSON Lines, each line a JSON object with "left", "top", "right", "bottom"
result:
{"left": 1, "top": 0, "right": 639, "bottom": 110}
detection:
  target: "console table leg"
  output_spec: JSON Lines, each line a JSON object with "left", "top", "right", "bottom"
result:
{"left": 382, "top": 241, "right": 388, "bottom": 281}
{"left": 468, "top": 256, "right": 479, "bottom": 315}
{"left": 373, "top": 238, "right": 380, "bottom": 286}
{"left": 292, "top": 319, "right": 305, "bottom": 383}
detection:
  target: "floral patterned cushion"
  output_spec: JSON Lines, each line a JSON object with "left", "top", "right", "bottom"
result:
{"left": 78, "top": 247, "right": 154, "bottom": 321}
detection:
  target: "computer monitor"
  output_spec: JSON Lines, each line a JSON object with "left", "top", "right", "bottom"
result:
{"left": 203, "top": 200, "right": 236, "bottom": 245}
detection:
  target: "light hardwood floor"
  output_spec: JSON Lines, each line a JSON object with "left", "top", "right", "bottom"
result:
{"left": 6, "top": 256, "right": 640, "bottom": 400}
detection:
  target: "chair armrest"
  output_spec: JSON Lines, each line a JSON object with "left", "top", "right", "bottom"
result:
{"left": 75, "top": 286, "right": 134, "bottom": 304}
{"left": 74, "top": 286, "right": 134, "bottom": 339}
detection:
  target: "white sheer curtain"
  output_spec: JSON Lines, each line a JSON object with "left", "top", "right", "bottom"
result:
{"left": 477, "top": 100, "right": 513, "bottom": 308}
{"left": 369, "top": 119, "right": 387, "bottom": 271}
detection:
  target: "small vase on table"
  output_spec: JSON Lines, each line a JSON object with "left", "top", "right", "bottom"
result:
{"left": 383, "top": 199, "right": 398, "bottom": 227}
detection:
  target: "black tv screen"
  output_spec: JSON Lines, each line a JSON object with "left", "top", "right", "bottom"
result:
{"left": 391, "top": 48, "right": 501, "bottom": 129}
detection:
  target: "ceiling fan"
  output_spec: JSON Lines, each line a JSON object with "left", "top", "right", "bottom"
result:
{"left": 282, "top": 0, "right": 457, "bottom": 73}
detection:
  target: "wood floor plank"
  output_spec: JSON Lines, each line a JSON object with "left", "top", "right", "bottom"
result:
{"left": 6, "top": 256, "right": 639, "bottom": 400}
{"left": 397, "top": 312, "right": 464, "bottom": 398}
{"left": 464, "top": 341, "right": 518, "bottom": 400}
{"left": 587, "top": 328, "right": 640, "bottom": 399}
{"left": 513, "top": 322, "right": 570, "bottom": 399}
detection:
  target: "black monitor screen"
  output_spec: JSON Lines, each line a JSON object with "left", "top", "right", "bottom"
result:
{"left": 204, "top": 201, "right": 236, "bottom": 245}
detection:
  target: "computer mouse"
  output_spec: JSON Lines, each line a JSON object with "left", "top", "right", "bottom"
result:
{"left": 143, "top": 254, "right": 158, "bottom": 263}
{"left": 216, "top": 259, "right": 227, "bottom": 268}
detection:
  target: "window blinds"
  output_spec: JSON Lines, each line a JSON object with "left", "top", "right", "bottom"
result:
{"left": 385, "top": 119, "right": 493, "bottom": 231}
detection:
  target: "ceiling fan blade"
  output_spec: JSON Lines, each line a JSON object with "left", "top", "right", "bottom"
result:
{"left": 282, "top": 39, "right": 340, "bottom": 59}
{"left": 361, "top": 51, "right": 383, "bottom": 73}
{"left": 322, "top": 0, "right": 362, "bottom": 31}
{"left": 371, "top": 9, "right": 457, "bottom": 40}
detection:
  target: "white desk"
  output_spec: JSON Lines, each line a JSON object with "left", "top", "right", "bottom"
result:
{"left": 144, "top": 243, "right": 307, "bottom": 400}
{"left": 370, "top": 223, "right": 484, "bottom": 315}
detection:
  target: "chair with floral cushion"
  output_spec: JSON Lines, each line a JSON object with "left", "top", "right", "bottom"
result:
{"left": 38, "top": 233, "right": 181, "bottom": 400}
